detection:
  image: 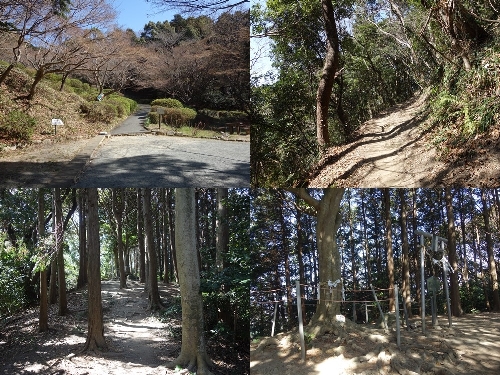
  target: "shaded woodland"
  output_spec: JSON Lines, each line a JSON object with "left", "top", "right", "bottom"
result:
{"left": 0, "top": 188, "right": 249, "bottom": 375}
{"left": 251, "top": 188, "right": 500, "bottom": 337}
{"left": 251, "top": 0, "right": 500, "bottom": 186}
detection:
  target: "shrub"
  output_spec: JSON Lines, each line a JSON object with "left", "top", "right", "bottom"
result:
{"left": 0, "top": 110, "right": 36, "bottom": 141}
{"left": 151, "top": 98, "right": 183, "bottom": 108}
{"left": 148, "top": 111, "right": 159, "bottom": 124}
{"left": 163, "top": 107, "right": 197, "bottom": 127}
{"left": 80, "top": 102, "right": 117, "bottom": 123}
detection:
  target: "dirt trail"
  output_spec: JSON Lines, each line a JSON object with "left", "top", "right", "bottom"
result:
{"left": 0, "top": 280, "right": 181, "bottom": 375}
{"left": 310, "top": 91, "right": 443, "bottom": 187}
{"left": 308, "top": 91, "right": 500, "bottom": 187}
{"left": 250, "top": 312, "right": 500, "bottom": 375}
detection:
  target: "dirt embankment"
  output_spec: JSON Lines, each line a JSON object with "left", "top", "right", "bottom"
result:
{"left": 308, "top": 91, "right": 500, "bottom": 187}
{"left": 251, "top": 312, "right": 500, "bottom": 375}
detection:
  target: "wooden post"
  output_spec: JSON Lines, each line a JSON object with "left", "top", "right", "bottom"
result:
{"left": 296, "top": 280, "right": 306, "bottom": 361}
{"left": 395, "top": 285, "right": 400, "bottom": 348}
{"left": 271, "top": 301, "right": 278, "bottom": 337}
{"left": 365, "top": 303, "right": 368, "bottom": 323}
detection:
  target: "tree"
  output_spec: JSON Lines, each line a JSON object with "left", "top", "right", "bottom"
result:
{"left": 54, "top": 188, "right": 67, "bottom": 316}
{"left": 480, "top": 189, "right": 500, "bottom": 311}
{"left": 445, "top": 187, "right": 463, "bottom": 316}
{"left": 288, "top": 188, "right": 345, "bottom": 324}
{"left": 216, "top": 188, "right": 229, "bottom": 273}
{"left": 83, "top": 188, "right": 107, "bottom": 351}
{"left": 167, "top": 188, "right": 213, "bottom": 375}
{"left": 146, "top": 0, "right": 248, "bottom": 14}
{"left": 38, "top": 189, "right": 48, "bottom": 332}
{"left": 112, "top": 188, "right": 127, "bottom": 289}
{"left": 142, "top": 188, "right": 163, "bottom": 310}
{"left": 399, "top": 189, "right": 412, "bottom": 318}
{"left": 77, "top": 190, "right": 87, "bottom": 288}
{"left": 383, "top": 188, "right": 395, "bottom": 312}
{"left": 137, "top": 188, "right": 146, "bottom": 284}
{"left": 316, "top": 0, "right": 341, "bottom": 148}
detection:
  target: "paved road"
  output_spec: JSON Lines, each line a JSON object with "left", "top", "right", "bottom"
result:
{"left": 74, "top": 135, "right": 250, "bottom": 187}
{"left": 111, "top": 104, "right": 151, "bottom": 135}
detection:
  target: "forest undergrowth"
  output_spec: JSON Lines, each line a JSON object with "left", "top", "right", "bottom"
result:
{"left": 0, "top": 280, "right": 249, "bottom": 375}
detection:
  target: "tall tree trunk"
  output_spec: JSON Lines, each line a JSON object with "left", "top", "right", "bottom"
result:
{"left": 167, "top": 189, "right": 178, "bottom": 282}
{"left": 137, "top": 188, "right": 146, "bottom": 283}
{"left": 411, "top": 189, "right": 421, "bottom": 315}
{"left": 458, "top": 189, "right": 469, "bottom": 289}
{"left": 77, "top": 191, "right": 88, "bottom": 288}
{"left": 399, "top": 189, "right": 412, "bottom": 318}
{"left": 296, "top": 199, "right": 306, "bottom": 324}
{"left": 216, "top": 188, "right": 229, "bottom": 273}
{"left": 168, "top": 188, "right": 213, "bottom": 375}
{"left": 112, "top": 189, "right": 127, "bottom": 288}
{"left": 54, "top": 188, "right": 67, "bottom": 316}
{"left": 316, "top": 0, "right": 341, "bottom": 148}
{"left": 481, "top": 190, "right": 500, "bottom": 311}
{"left": 83, "top": 188, "right": 107, "bottom": 351}
{"left": 445, "top": 188, "right": 463, "bottom": 316}
{"left": 38, "top": 189, "right": 48, "bottom": 332}
{"left": 383, "top": 189, "right": 395, "bottom": 312}
{"left": 143, "top": 188, "right": 163, "bottom": 310}
{"left": 289, "top": 188, "right": 345, "bottom": 324}
{"left": 161, "top": 188, "right": 169, "bottom": 283}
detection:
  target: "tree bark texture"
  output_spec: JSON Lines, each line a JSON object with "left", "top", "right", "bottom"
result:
{"left": 168, "top": 188, "right": 213, "bottom": 375}
{"left": 383, "top": 189, "right": 395, "bottom": 312}
{"left": 83, "top": 188, "right": 107, "bottom": 351}
{"left": 216, "top": 188, "right": 229, "bottom": 273}
{"left": 77, "top": 191, "right": 87, "bottom": 288}
{"left": 399, "top": 190, "right": 412, "bottom": 317}
{"left": 112, "top": 188, "right": 127, "bottom": 289}
{"left": 289, "top": 188, "right": 345, "bottom": 323}
{"left": 316, "top": 0, "right": 340, "bottom": 148}
{"left": 143, "top": 188, "right": 162, "bottom": 310}
{"left": 54, "top": 188, "right": 67, "bottom": 316}
{"left": 445, "top": 188, "right": 463, "bottom": 316}
{"left": 137, "top": 188, "right": 146, "bottom": 283}
{"left": 481, "top": 190, "right": 500, "bottom": 311}
{"left": 38, "top": 189, "right": 48, "bottom": 332}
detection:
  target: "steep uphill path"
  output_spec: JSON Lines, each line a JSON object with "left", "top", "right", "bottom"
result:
{"left": 308, "top": 91, "right": 500, "bottom": 187}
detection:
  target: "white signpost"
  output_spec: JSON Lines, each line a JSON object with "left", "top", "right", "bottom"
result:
{"left": 52, "top": 118, "right": 64, "bottom": 135}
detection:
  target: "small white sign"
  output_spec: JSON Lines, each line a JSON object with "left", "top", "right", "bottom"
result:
{"left": 157, "top": 107, "right": 165, "bottom": 115}
{"left": 97, "top": 93, "right": 104, "bottom": 101}
{"left": 335, "top": 315, "right": 346, "bottom": 323}
{"left": 52, "top": 119, "right": 64, "bottom": 126}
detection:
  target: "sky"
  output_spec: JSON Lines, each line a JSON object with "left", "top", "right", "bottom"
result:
{"left": 113, "top": 0, "right": 177, "bottom": 35}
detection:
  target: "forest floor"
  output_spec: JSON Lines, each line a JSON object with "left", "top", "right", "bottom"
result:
{"left": 250, "top": 312, "right": 500, "bottom": 375}
{"left": 308, "top": 90, "right": 500, "bottom": 187}
{"left": 0, "top": 280, "right": 248, "bottom": 375}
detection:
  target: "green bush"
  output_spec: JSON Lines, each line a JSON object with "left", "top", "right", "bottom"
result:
{"left": 0, "top": 110, "right": 36, "bottom": 141}
{"left": 80, "top": 102, "right": 117, "bottom": 123}
{"left": 151, "top": 98, "right": 184, "bottom": 108}
{"left": 163, "top": 107, "right": 197, "bottom": 127}
{"left": 148, "top": 112, "right": 159, "bottom": 124}
{"left": 0, "top": 237, "right": 28, "bottom": 318}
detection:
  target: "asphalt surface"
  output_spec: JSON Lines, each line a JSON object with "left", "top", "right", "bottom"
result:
{"left": 74, "top": 135, "right": 250, "bottom": 187}
{"left": 111, "top": 104, "right": 151, "bottom": 135}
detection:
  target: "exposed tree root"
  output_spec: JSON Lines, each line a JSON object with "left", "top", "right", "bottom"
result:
{"left": 166, "top": 352, "right": 214, "bottom": 375}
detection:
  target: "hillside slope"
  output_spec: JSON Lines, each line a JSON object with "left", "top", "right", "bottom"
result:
{"left": 308, "top": 90, "right": 500, "bottom": 187}
{"left": 0, "top": 63, "right": 135, "bottom": 150}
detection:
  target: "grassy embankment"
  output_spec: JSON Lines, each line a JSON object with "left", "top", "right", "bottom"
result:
{"left": 0, "top": 61, "right": 137, "bottom": 150}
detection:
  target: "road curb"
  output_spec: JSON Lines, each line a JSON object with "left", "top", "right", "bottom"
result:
{"left": 50, "top": 134, "right": 108, "bottom": 186}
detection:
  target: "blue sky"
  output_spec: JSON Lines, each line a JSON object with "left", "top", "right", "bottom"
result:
{"left": 113, "top": 0, "right": 177, "bottom": 34}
